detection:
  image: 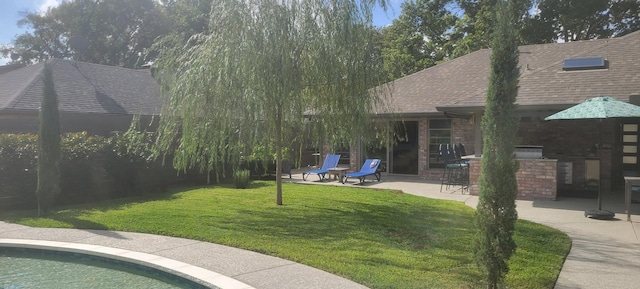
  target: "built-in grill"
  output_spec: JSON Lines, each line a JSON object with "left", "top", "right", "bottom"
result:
{"left": 514, "top": 145, "right": 543, "bottom": 159}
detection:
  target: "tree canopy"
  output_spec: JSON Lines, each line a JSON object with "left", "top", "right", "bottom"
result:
{"left": 2, "top": 0, "right": 169, "bottom": 67}
{"left": 523, "top": 0, "right": 640, "bottom": 43}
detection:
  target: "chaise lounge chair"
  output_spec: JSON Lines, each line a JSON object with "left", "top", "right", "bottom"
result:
{"left": 302, "top": 154, "right": 341, "bottom": 181}
{"left": 341, "top": 159, "right": 381, "bottom": 184}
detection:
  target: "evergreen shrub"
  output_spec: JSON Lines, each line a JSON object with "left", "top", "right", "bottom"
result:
{"left": 0, "top": 132, "right": 183, "bottom": 208}
{"left": 233, "top": 169, "right": 251, "bottom": 189}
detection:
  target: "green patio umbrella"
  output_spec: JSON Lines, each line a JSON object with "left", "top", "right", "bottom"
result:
{"left": 545, "top": 96, "right": 640, "bottom": 120}
{"left": 545, "top": 96, "right": 640, "bottom": 219}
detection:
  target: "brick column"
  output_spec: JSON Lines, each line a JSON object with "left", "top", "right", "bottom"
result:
{"left": 321, "top": 143, "right": 331, "bottom": 167}
{"left": 418, "top": 117, "right": 428, "bottom": 177}
{"left": 452, "top": 118, "right": 475, "bottom": 155}
{"left": 350, "top": 144, "right": 359, "bottom": 171}
{"left": 469, "top": 158, "right": 481, "bottom": 195}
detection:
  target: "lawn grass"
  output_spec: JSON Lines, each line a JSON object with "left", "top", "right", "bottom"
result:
{"left": 0, "top": 181, "right": 571, "bottom": 289}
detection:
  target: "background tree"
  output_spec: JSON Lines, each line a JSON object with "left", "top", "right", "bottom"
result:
{"left": 380, "top": 0, "right": 458, "bottom": 79}
{"left": 523, "top": 0, "right": 640, "bottom": 43}
{"left": 473, "top": 1, "right": 520, "bottom": 288}
{"left": 526, "top": 0, "right": 611, "bottom": 43}
{"left": 154, "top": 0, "right": 389, "bottom": 205}
{"left": 610, "top": 0, "right": 640, "bottom": 37}
{"left": 36, "top": 63, "right": 62, "bottom": 217}
{"left": 2, "top": 0, "right": 169, "bottom": 67}
{"left": 148, "top": 0, "right": 214, "bottom": 80}
{"left": 378, "top": 0, "right": 533, "bottom": 80}
{"left": 452, "top": 0, "right": 500, "bottom": 57}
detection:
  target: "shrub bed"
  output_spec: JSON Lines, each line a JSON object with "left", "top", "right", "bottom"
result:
{"left": 0, "top": 132, "right": 190, "bottom": 208}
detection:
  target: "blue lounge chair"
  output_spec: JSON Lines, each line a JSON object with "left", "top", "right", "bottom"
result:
{"left": 302, "top": 154, "right": 341, "bottom": 181}
{"left": 341, "top": 159, "right": 381, "bottom": 184}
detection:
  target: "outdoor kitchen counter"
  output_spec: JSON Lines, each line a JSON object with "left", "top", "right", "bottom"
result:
{"left": 467, "top": 156, "right": 558, "bottom": 200}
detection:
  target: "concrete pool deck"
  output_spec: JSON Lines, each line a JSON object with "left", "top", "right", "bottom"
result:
{"left": 2, "top": 172, "right": 640, "bottom": 289}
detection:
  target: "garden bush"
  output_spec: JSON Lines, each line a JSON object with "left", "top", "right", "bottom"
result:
{"left": 233, "top": 169, "right": 251, "bottom": 189}
{"left": 0, "top": 131, "right": 190, "bottom": 209}
{"left": 0, "top": 134, "right": 38, "bottom": 208}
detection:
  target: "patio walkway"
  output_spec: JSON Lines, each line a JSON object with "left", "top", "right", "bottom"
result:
{"left": 2, "top": 172, "right": 640, "bottom": 289}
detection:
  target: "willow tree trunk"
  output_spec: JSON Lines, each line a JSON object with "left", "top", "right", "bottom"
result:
{"left": 275, "top": 104, "right": 283, "bottom": 205}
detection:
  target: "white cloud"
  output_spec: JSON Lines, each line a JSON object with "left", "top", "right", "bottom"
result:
{"left": 37, "top": 0, "right": 64, "bottom": 15}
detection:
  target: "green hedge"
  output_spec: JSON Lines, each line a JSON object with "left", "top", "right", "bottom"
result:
{"left": 0, "top": 132, "right": 186, "bottom": 209}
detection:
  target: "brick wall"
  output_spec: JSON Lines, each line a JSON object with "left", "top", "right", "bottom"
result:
{"left": 350, "top": 148, "right": 359, "bottom": 171}
{"left": 469, "top": 157, "right": 558, "bottom": 200}
{"left": 418, "top": 117, "right": 429, "bottom": 176}
{"left": 452, "top": 118, "right": 475, "bottom": 155}
{"left": 419, "top": 117, "right": 476, "bottom": 181}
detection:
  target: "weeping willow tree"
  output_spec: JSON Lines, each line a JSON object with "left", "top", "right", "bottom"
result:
{"left": 153, "top": 0, "right": 390, "bottom": 204}
{"left": 473, "top": 1, "right": 520, "bottom": 288}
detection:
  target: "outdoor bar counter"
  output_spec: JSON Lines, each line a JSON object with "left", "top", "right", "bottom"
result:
{"left": 467, "top": 156, "right": 558, "bottom": 200}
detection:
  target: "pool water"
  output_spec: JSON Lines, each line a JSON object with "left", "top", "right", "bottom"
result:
{"left": 0, "top": 247, "right": 212, "bottom": 289}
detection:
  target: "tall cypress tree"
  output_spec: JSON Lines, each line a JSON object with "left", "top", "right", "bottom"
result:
{"left": 36, "top": 62, "right": 61, "bottom": 217}
{"left": 473, "top": 1, "right": 520, "bottom": 288}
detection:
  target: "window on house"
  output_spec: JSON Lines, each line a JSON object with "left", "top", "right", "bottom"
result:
{"left": 428, "top": 119, "right": 451, "bottom": 169}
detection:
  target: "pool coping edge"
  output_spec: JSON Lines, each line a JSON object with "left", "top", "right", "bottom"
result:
{"left": 0, "top": 238, "right": 256, "bottom": 289}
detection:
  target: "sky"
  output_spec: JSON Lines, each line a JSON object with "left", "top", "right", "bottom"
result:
{"left": 0, "top": 0, "right": 404, "bottom": 65}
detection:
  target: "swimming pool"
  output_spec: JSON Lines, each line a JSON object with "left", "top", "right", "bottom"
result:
{"left": 0, "top": 239, "right": 254, "bottom": 289}
{"left": 0, "top": 246, "right": 211, "bottom": 288}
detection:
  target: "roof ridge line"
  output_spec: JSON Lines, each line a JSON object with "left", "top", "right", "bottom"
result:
{"left": 6, "top": 62, "right": 47, "bottom": 109}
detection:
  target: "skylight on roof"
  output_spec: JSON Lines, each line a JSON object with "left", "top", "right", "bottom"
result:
{"left": 562, "top": 57, "right": 606, "bottom": 71}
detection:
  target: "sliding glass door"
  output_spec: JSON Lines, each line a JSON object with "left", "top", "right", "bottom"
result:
{"left": 390, "top": 121, "right": 419, "bottom": 175}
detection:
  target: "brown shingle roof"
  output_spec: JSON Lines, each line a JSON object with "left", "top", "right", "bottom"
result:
{"left": 384, "top": 30, "right": 640, "bottom": 113}
{"left": 0, "top": 58, "right": 161, "bottom": 115}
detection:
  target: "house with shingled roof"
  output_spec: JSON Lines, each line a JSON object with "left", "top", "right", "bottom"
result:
{"left": 341, "top": 30, "right": 640, "bottom": 200}
{"left": 0, "top": 58, "right": 161, "bottom": 135}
